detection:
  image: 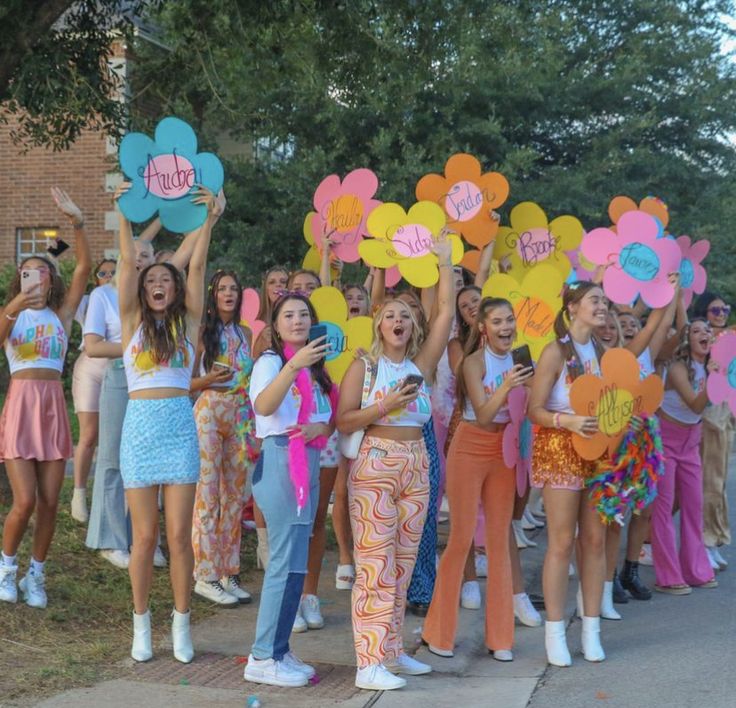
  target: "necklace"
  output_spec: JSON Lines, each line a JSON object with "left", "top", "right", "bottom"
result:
{"left": 382, "top": 355, "right": 406, "bottom": 371}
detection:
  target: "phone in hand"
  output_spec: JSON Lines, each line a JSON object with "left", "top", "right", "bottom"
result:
{"left": 402, "top": 373, "right": 424, "bottom": 391}
{"left": 308, "top": 324, "right": 329, "bottom": 361}
{"left": 21, "top": 269, "right": 42, "bottom": 294}
{"left": 47, "top": 238, "right": 70, "bottom": 257}
{"left": 212, "top": 361, "right": 233, "bottom": 373}
{"left": 511, "top": 345, "right": 534, "bottom": 373}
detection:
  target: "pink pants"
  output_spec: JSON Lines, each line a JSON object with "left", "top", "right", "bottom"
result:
{"left": 651, "top": 417, "right": 713, "bottom": 587}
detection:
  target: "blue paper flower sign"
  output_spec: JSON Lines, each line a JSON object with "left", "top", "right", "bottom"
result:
{"left": 118, "top": 117, "right": 224, "bottom": 233}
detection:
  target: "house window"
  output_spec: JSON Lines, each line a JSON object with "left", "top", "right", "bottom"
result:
{"left": 16, "top": 227, "right": 59, "bottom": 262}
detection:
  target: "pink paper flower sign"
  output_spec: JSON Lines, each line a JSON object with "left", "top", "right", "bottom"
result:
{"left": 310, "top": 168, "right": 381, "bottom": 263}
{"left": 239, "top": 288, "right": 266, "bottom": 341}
{"left": 502, "top": 387, "right": 534, "bottom": 496}
{"left": 581, "top": 211, "right": 681, "bottom": 308}
{"left": 676, "top": 235, "right": 710, "bottom": 309}
{"left": 706, "top": 331, "right": 736, "bottom": 417}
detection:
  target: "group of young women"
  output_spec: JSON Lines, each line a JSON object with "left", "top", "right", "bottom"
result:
{"left": 0, "top": 190, "right": 732, "bottom": 692}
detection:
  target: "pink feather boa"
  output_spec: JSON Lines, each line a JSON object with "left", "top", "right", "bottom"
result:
{"left": 284, "top": 345, "right": 337, "bottom": 515}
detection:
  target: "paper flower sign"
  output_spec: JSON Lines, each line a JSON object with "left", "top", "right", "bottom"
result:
{"left": 415, "top": 153, "right": 509, "bottom": 248}
{"left": 482, "top": 264, "right": 564, "bottom": 362}
{"left": 239, "top": 288, "right": 266, "bottom": 341}
{"left": 569, "top": 348, "right": 664, "bottom": 461}
{"left": 360, "top": 201, "right": 463, "bottom": 288}
{"left": 676, "top": 236, "right": 709, "bottom": 308}
{"left": 502, "top": 386, "right": 534, "bottom": 496}
{"left": 608, "top": 195, "right": 669, "bottom": 236}
{"left": 706, "top": 331, "right": 736, "bottom": 416}
{"left": 493, "top": 202, "right": 583, "bottom": 282}
{"left": 118, "top": 116, "right": 224, "bottom": 233}
{"left": 309, "top": 169, "right": 381, "bottom": 263}
{"left": 309, "top": 287, "right": 373, "bottom": 383}
{"left": 581, "top": 211, "right": 681, "bottom": 308}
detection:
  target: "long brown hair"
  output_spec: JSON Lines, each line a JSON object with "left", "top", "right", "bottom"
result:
{"left": 6, "top": 255, "right": 66, "bottom": 311}
{"left": 455, "top": 285, "right": 482, "bottom": 349}
{"left": 202, "top": 270, "right": 245, "bottom": 373}
{"left": 554, "top": 281, "right": 604, "bottom": 380}
{"left": 257, "top": 266, "right": 289, "bottom": 321}
{"left": 137, "top": 262, "right": 189, "bottom": 364}
{"left": 673, "top": 317, "right": 711, "bottom": 383}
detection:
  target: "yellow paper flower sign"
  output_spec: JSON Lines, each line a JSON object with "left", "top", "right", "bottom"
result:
{"left": 359, "top": 201, "right": 463, "bottom": 288}
{"left": 481, "top": 264, "right": 564, "bottom": 362}
{"left": 302, "top": 212, "right": 341, "bottom": 281}
{"left": 309, "top": 286, "right": 373, "bottom": 383}
{"left": 493, "top": 202, "right": 583, "bottom": 281}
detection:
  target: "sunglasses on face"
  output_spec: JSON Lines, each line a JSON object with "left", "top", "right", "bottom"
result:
{"left": 708, "top": 305, "right": 731, "bottom": 317}
{"left": 97, "top": 269, "right": 116, "bottom": 278}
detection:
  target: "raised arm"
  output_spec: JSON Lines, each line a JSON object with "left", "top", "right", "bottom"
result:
{"left": 138, "top": 216, "right": 162, "bottom": 243}
{"left": 474, "top": 211, "right": 501, "bottom": 287}
{"left": 114, "top": 183, "right": 140, "bottom": 337}
{"left": 52, "top": 188, "right": 92, "bottom": 327}
{"left": 371, "top": 266, "right": 386, "bottom": 311}
{"left": 170, "top": 190, "right": 225, "bottom": 272}
{"left": 184, "top": 189, "right": 218, "bottom": 331}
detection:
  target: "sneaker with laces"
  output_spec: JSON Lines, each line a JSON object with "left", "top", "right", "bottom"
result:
{"left": 292, "top": 607, "right": 308, "bottom": 633}
{"left": 0, "top": 564, "right": 18, "bottom": 603}
{"left": 222, "top": 575, "right": 252, "bottom": 603}
{"left": 19, "top": 571, "right": 47, "bottom": 609}
{"left": 153, "top": 546, "right": 167, "bottom": 568}
{"left": 283, "top": 651, "right": 316, "bottom": 678}
{"left": 513, "top": 592, "right": 542, "bottom": 627}
{"left": 639, "top": 543, "right": 653, "bottom": 566}
{"left": 461, "top": 580, "right": 481, "bottom": 609}
{"left": 475, "top": 553, "right": 488, "bottom": 578}
{"left": 100, "top": 549, "right": 130, "bottom": 569}
{"left": 300, "top": 594, "right": 324, "bottom": 629}
{"left": 244, "top": 654, "right": 308, "bottom": 687}
{"left": 194, "top": 579, "right": 239, "bottom": 606}
{"left": 384, "top": 652, "right": 432, "bottom": 675}
{"left": 355, "top": 663, "right": 407, "bottom": 690}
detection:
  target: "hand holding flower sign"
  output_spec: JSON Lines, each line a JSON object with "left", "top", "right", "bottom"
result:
{"left": 676, "top": 235, "right": 710, "bottom": 308}
{"left": 502, "top": 386, "right": 534, "bottom": 496}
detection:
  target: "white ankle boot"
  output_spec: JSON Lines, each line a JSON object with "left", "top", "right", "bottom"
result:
{"left": 171, "top": 609, "right": 194, "bottom": 663}
{"left": 131, "top": 610, "right": 152, "bottom": 662}
{"left": 581, "top": 615, "right": 605, "bottom": 662}
{"left": 544, "top": 620, "right": 571, "bottom": 667}
{"left": 600, "top": 581, "right": 621, "bottom": 620}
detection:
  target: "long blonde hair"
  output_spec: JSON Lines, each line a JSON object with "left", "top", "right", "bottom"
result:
{"left": 369, "top": 298, "right": 423, "bottom": 364}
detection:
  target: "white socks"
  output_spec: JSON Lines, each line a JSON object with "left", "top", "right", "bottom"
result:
{"left": 29, "top": 557, "right": 45, "bottom": 576}
{"left": 1, "top": 552, "right": 17, "bottom": 567}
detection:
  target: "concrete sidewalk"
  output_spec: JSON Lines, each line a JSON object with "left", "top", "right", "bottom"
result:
{"left": 37, "top": 520, "right": 551, "bottom": 707}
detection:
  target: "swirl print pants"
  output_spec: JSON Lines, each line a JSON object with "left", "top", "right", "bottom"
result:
{"left": 348, "top": 436, "right": 429, "bottom": 668}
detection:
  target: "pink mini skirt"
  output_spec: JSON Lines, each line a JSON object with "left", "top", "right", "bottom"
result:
{"left": 0, "top": 379, "right": 73, "bottom": 462}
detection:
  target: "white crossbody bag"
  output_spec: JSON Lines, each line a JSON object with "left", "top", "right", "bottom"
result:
{"left": 338, "top": 357, "right": 375, "bottom": 459}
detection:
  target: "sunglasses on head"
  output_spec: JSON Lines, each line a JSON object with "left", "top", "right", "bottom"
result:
{"left": 708, "top": 305, "right": 731, "bottom": 317}
{"left": 97, "top": 269, "right": 116, "bottom": 278}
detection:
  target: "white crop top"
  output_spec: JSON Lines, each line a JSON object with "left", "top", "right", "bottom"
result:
{"left": 638, "top": 347, "right": 654, "bottom": 379}
{"left": 199, "top": 322, "right": 253, "bottom": 388}
{"left": 83, "top": 284, "right": 122, "bottom": 344}
{"left": 123, "top": 324, "right": 195, "bottom": 393}
{"left": 5, "top": 307, "right": 68, "bottom": 374}
{"left": 661, "top": 361, "right": 706, "bottom": 425}
{"left": 546, "top": 338, "right": 601, "bottom": 414}
{"left": 363, "top": 356, "right": 432, "bottom": 427}
{"left": 463, "top": 347, "right": 513, "bottom": 423}
{"left": 249, "top": 352, "right": 333, "bottom": 438}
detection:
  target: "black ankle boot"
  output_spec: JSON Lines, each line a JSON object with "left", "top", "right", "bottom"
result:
{"left": 612, "top": 570, "right": 629, "bottom": 604}
{"left": 620, "top": 560, "right": 652, "bottom": 600}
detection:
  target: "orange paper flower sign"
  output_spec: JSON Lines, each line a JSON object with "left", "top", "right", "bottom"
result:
{"left": 569, "top": 348, "right": 664, "bottom": 460}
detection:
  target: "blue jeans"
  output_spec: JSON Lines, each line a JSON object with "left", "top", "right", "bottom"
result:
{"left": 251, "top": 436, "right": 320, "bottom": 660}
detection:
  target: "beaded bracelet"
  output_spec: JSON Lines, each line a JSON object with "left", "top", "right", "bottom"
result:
{"left": 552, "top": 412, "right": 561, "bottom": 430}
{"left": 5, "top": 312, "right": 17, "bottom": 321}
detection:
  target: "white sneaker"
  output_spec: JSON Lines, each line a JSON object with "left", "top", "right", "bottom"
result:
{"left": 153, "top": 546, "right": 167, "bottom": 568}
{"left": 19, "top": 571, "right": 47, "bottom": 609}
{"left": 461, "top": 581, "right": 481, "bottom": 609}
{"left": 706, "top": 547, "right": 721, "bottom": 572}
{"left": 283, "top": 650, "right": 315, "bottom": 678}
{"left": 523, "top": 506, "right": 545, "bottom": 528}
{"left": 426, "top": 643, "right": 454, "bottom": 658}
{"left": 711, "top": 547, "right": 728, "bottom": 569}
{"left": 475, "top": 553, "right": 488, "bottom": 578}
{"left": 300, "top": 594, "right": 324, "bottom": 629}
{"left": 639, "top": 543, "right": 653, "bottom": 566}
{"left": 513, "top": 593, "right": 542, "bottom": 627}
{"left": 512, "top": 520, "right": 536, "bottom": 548}
{"left": 384, "top": 653, "right": 432, "bottom": 675}
{"left": 71, "top": 488, "right": 88, "bottom": 523}
{"left": 100, "top": 549, "right": 130, "bottom": 569}
{"left": 355, "top": 664, "right": 407, "bottom": 690}
{"left": 292, "top": 607, "right": 308, "bottom": 633}
{"left": 194, "top": 579, "right": 239, "bottom": 606}
{"left": 0, "top": 564, "right": 18, "bottom": 603}
{"left": 244, "top": 654, "right": 308, "bottom": 687}
{"left": 492, "top": 649, "right": 513, "bottom": 662}
{"left": 222, "top": 575, "right": 252, "bottom": 603}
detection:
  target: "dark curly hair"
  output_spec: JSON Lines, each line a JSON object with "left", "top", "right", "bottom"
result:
{"left": 137, "top": 262, "right": 189, "bottom": 365}
{"left": 6, "top": 256, "right": 66, "bottom": 311}
{"left": 202, "top": 270, "right": 245, "bottom": 372}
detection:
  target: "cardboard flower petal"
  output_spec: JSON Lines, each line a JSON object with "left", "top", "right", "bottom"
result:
{"left": 582, "top": 211, "right": 682, "bottom": 308}
{"left": 706, "top": 331, "right": 736, "bottom": 416}
{"left": 493, "top": 202, "right": 583, "bottom": 281}
{"left": 415, "top": 153, "right": 509, "bottom": 248}
{"left": 310, "top": 169, "right": 381, "bottom": 263}
{"left": 360, "top": 201, "right": 463, "bottom": 288}
{"left": 309, "top": 287, "right": 373, "bottom": 383}
{"left": 565, "top": 242, "right": 597, "bottom": 283}
{"left": 482, "top": 264, "right": 564, "bottom": 362}
{"left": 239, "top": 288, "right": 266, "bottom": 341}
{"left": 608, "top": 195, "right": 669, "bottom": 236}
{"left": 502, "top": 386, "right": 534, "bottom": 496}
{"left": 118, "top": 116, "right": 224, "bottom": 233}
{"left": 570, "top": 348, "right": 664, "bottom": 460}
{"left": 676, "top": 235, "right": 710, "bottom": 309}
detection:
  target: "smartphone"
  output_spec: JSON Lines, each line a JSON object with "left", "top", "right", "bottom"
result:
{"left": 47, "top": 238, "right": 69, "bottom": 257}
{"left": 403, "top": 374, "right": 424, "bottom": 391}
{"left": 308, "top": 324, "right": 328, "bottom": 344}
{"left": 212, "top": 361, "right": 233, "bottom": 372}
{"left": 511, "top": 345, "right": 534, "bottom": 373}
{"left": 21, "top": 269, "right": 42, "bottom": 294}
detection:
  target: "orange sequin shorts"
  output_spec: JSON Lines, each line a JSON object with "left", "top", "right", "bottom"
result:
{"left": 531, "top": 427, "right": 598, "bottom": 491}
